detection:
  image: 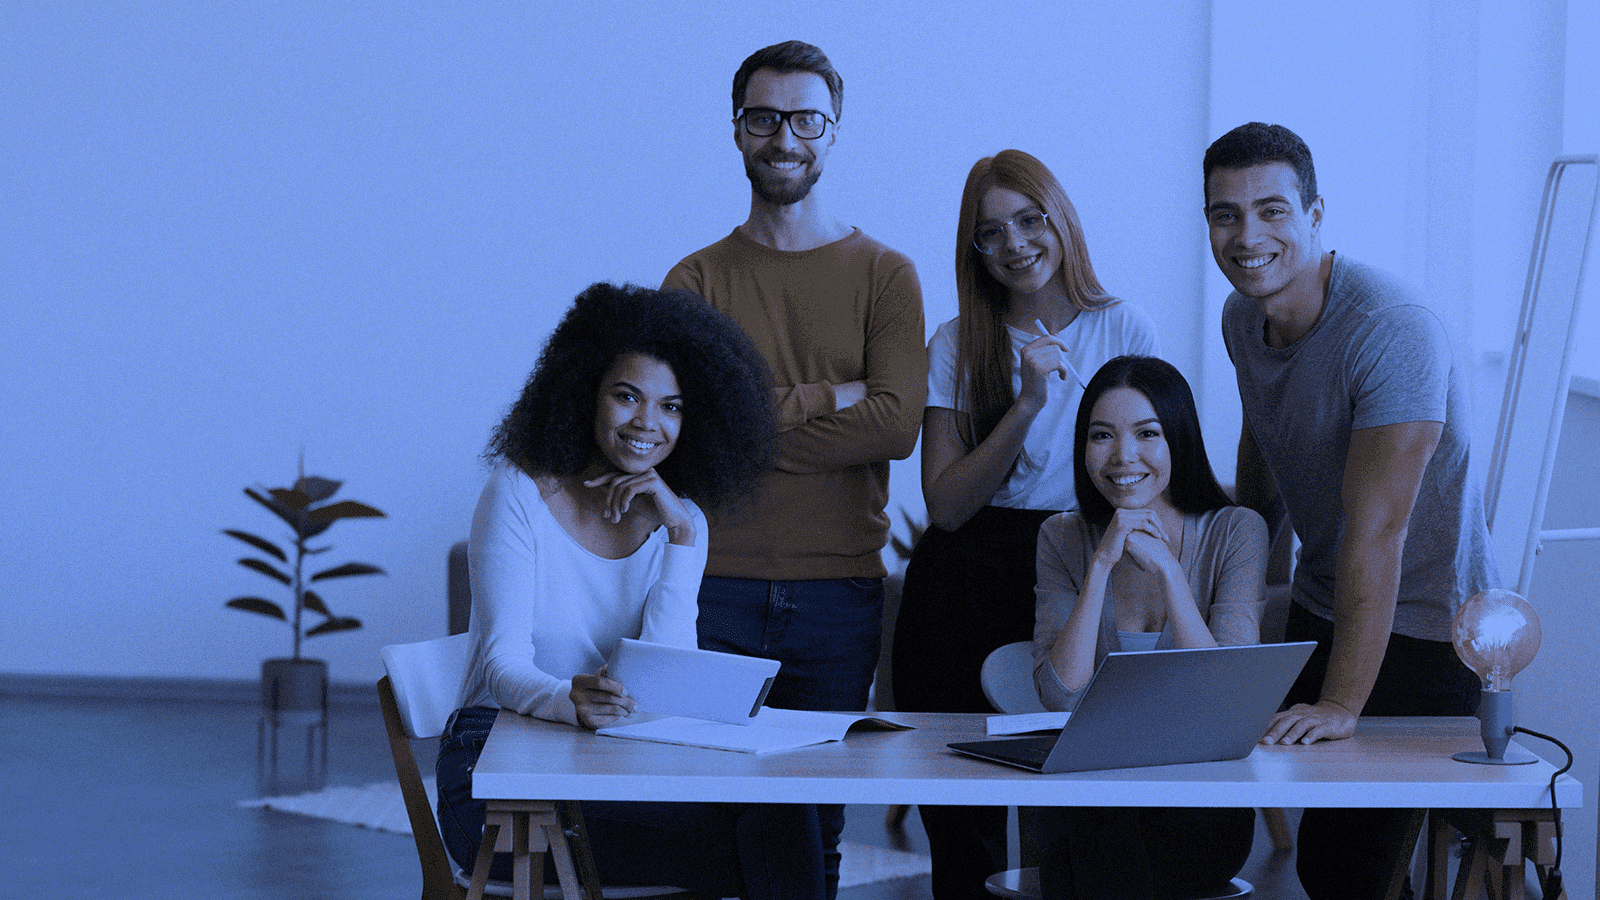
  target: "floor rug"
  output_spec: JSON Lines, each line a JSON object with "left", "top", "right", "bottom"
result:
{"left": 242, "top": 781, "right": 930, "bottom": 888}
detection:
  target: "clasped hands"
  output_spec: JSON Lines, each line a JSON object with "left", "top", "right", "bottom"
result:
{"left": 1093, "top": 508, "right": 1179, "bottom": 577}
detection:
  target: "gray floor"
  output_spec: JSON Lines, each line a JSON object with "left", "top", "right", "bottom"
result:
{"left": 0, "top": 681, "right": 1316, "bottom": 899}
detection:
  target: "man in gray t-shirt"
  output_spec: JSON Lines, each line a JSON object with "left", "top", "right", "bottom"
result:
{"left": 1203, "top": 122, "right": 1498, "bottom": 900}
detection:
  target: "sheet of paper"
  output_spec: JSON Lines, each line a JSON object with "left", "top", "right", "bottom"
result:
{"left": 597, "top": 709, "right": 913, "bottom": 755}
{"left": 986, "top": 711, "right": 1070, "bottom": 736}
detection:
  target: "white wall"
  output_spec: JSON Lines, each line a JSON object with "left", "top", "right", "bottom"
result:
{"left": 3, "top": 0, "right": 1590, "bottom": 887}
{"left": 1, "top": 0, "right": 1214, "bottom": 684}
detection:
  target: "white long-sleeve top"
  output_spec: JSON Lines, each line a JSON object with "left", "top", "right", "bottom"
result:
{"left": 457, "top": 463, "right": 706, "bottom": 725}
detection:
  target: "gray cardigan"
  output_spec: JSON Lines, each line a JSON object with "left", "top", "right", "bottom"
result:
{"left": 1032, "top": 506, "right": 1268, "bottom": 712}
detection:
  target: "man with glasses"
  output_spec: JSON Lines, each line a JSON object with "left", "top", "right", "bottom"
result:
{"left": 663, "top": 40, "right": 926, "bottom": 899}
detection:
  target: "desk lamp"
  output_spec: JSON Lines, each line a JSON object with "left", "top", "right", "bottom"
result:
{"left": 1451, "top": 589, "right": 1541, "bottom": 765}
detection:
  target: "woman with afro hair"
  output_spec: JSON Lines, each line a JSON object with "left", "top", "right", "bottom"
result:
{"left": 437, "top": 282, "right": 825, "bottom": 899}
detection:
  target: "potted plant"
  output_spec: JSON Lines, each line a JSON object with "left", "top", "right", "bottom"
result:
{"left": 224, "top": 467, "right": 385, "bottom": 793}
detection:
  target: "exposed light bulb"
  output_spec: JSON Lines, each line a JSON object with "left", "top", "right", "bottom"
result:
{"left": 1452, "top": 589, "right": 1541, "bottom": 691}
{"left": 1451, "top": 589, "right": 1542, "bottom": 765}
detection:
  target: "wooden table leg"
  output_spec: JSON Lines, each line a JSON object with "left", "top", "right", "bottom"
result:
{"left": 1436, "top": 809, "right": 1563, "bottom": 900}
{"left": 466, "top": 818, "right": 502, "bottom": 900}
{"left": 484, "top": 799, "right": 606, "bottom": 900}
{"left": 511, "top": 810, "right": 534, "bottom": 900}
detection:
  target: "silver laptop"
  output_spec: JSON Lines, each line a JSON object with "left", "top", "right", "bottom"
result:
{"left": 948, "top": 641, "right": 1315, "bottom": 773}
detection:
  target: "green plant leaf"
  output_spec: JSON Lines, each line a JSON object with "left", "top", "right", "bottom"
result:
{"left": 302, "top": 588, "right": 331, "bottom": 616}
{"left": 305, "top": 500, "right": 386, "bottom": 528}
{"left": 306, "top": 616, "right": 361, "bottom": 637}
{"left": 226, "top": 597, "right": 287, "bottom": 620}
{"left": 244, "top": 487, "right": 297, "bottom": 528}
{"left": 222, "top": 529, "right": 287, "bottom": 563}
{"left": 238, "top": 557, "right": 292, "bottom": 584}
{"left": 296, "top": 475, "right": 341, "bottom": 503}
{"left": 889, "top": 511, "right": 927, "bottom": 560}
{"left": 310, "top": 562, "right": 385, "bottom": 581}
{"left": 268, "top": 486, "right": 313, "bottom": 512}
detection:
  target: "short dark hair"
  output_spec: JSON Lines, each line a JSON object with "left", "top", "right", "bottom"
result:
{"left": 732, "top": 40, "right": 843, "bottom": 122}
{"left": 1203, "top": 122, "right": 1318, "bottom": 211}
{"left": 1073, "top": 356, "right": 1235, "bottom": 527}
{"left": 487, "top": 282, "right": 776, "bottom": 513}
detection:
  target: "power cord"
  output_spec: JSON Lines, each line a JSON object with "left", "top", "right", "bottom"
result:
{"left": 1511, "top": 725, "right": 1572, "bottom": 898}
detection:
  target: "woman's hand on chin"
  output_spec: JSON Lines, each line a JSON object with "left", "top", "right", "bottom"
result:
{"left": 582, "top": 468, "right": 697, "bottom": 546}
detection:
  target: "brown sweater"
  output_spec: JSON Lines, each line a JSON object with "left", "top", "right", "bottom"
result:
{"left": 664, "top": 227, "right": 927, "bottom": 579}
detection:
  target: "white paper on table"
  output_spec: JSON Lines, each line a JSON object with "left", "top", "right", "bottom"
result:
{"left": 596, "top": 708, "right": 912, "bottom": 755}
{"left": 986, "top": 711, "right": 1070, "bottom": 735}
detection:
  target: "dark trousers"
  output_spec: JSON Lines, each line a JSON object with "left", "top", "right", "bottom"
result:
{"left": 892, "top": 506, "right": 1058, "bottom": 900}
{"left": 1032, "top": 806, "right": 1255, "bottom": 900}
{"left": 696, "top": 575, "right": 885, "bottom": 900}
{"left": 1285, "top": 602, "right": 1481, "bottom": 900}
{"left": 436, "top": 706, "right": 824, "bottom": 900}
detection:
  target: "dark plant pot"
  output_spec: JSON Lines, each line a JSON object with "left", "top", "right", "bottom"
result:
{"left": 261, "top": 657, "right": 328, "bottom": 711}
{"left": 257, "top": 658, "right": 328, "bottom": 795}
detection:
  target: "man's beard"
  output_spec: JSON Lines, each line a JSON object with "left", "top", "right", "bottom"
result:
{"left": 744, "top": 154, "right": 823, "bottom": 206}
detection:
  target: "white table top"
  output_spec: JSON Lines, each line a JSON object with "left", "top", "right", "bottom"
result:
{"left": 473, "top": 711, "right": 1581, "bottom": 810}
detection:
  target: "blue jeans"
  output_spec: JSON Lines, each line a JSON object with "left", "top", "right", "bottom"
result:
{"left": 436, "top": 706, "right": 824, "bottom": 900}
{"left": 696, "top": 576, "right": 885, "bottom": 900}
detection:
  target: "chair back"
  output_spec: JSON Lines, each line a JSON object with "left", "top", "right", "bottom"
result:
{"left": 379, "top": 633, "right": 480, "bottom": 900}
{"left": 980, "top": 641, "right": 1048, "bottom": 715}
{"left": 383, "top": 633, "right": 475, "bottom": 740}
{"left": 378, "top": 633, "right": 687, "bottom": 899}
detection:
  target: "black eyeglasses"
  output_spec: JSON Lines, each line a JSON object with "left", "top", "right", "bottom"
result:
{"left": 973, "top": 209, "right": 1049, "bottom": 255}
{"left": 736, "top": 108, "right": 833, "bottom": 140}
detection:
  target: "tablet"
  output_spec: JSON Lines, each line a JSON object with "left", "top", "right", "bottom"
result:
{"left": 607, "top": 638, "right": 780, "bottom": 725}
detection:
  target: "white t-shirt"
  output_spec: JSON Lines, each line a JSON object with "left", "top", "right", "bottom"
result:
{"left": 925, "top": 301, "right": 1159, "bottom": 511}
{"left": 458, "top": 463, "right": 707, "bottom": 725}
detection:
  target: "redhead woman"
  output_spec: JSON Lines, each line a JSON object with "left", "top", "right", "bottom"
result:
{"left": 1031, "top": 356, "right": 1266, "bottom": 899}
{"left": 892, "top": 150, "right": 1159, "bottom": 899}
{"left": 437, "top": 283, "right": 825, "bottom": 900}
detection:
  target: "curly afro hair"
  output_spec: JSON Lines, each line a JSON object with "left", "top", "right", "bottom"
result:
{"left": 488, "top": 282, "right": 776, "bottom": 514}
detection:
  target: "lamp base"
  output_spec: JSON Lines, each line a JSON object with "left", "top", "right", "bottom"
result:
{"left": 1453, "top": 742, "right": 1540, "bottom": 765}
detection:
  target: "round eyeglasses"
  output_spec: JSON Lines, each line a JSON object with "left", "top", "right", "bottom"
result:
{"left": 736, "top": 107, "right": 833, "bottom": 140}
{"left": 973, "top": 209, "right": 1049, "bottom": 255}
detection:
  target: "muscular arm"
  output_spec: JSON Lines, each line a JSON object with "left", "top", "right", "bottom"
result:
{"left": 1261, "top": 419, "right": 1442, "bottom": 744}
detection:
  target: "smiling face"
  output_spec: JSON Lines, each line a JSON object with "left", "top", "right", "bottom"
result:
{"left": 1084, "top": 386, "right": 1174, "bottom": 513}
{"left": 977, "top": 185, "right": 1065, "bottom": 300}
{"left": 735, "top": 68, "right": 835, "bottom": 207}
{"left": 1204, "top": 162, "right": 1325, "bottom": 313}
{"left": 592, "top": 353, "right": 682, "bottom": 475}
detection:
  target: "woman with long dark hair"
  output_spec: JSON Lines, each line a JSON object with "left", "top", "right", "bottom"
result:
{"left": 1031, "top": 355, "right": 1266, "bottom": 899}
